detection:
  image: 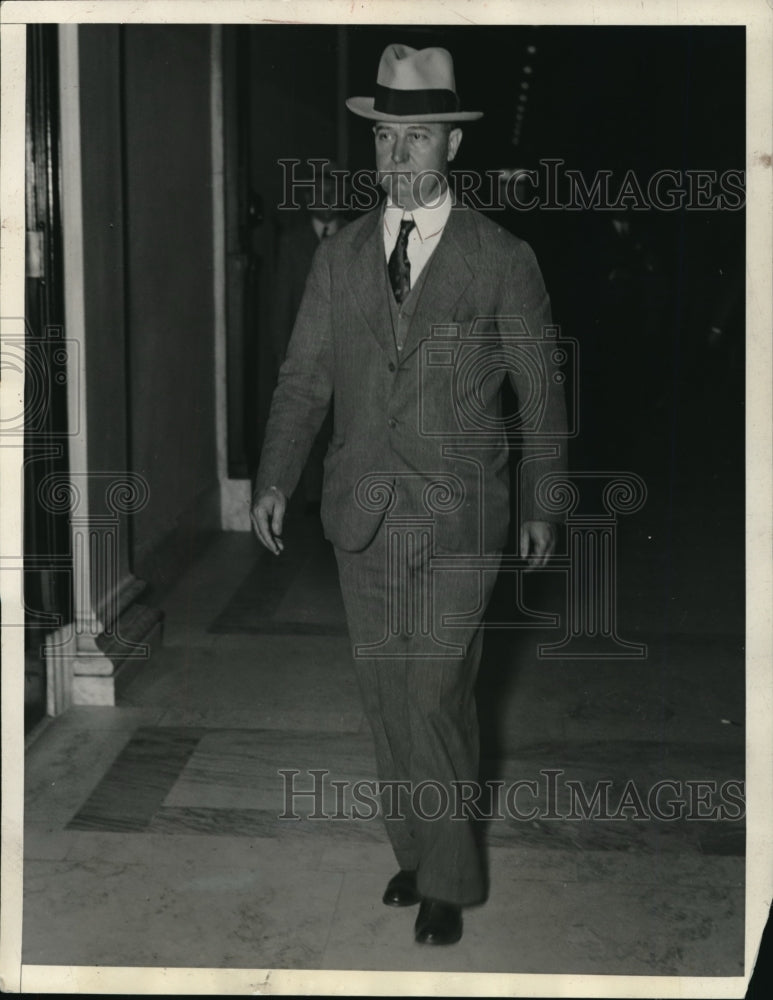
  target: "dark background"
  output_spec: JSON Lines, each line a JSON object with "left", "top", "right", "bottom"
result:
{"left": 246, "top": 23, "right": 745, "bottom": 550}
{"left": 230, "top": 23, "right": 748, "bottom": 661}
{"left": 246, "top": 24, "right": 745, "bottom": 473}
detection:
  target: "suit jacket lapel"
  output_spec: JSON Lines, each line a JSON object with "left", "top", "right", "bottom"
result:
{"left": 346, "top": 205, "right": 397, "bottom": 361}
{"left": 399, "top": 206, "right": 478, "bottom": 362}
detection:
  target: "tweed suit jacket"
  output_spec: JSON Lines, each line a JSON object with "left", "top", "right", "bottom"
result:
{"left": 256, "top": 202, "right": 568, "bottom": 554}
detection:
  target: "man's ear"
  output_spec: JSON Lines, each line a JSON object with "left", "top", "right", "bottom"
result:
{"left": 447, "top": 127, "right": 463, "bottom": 162}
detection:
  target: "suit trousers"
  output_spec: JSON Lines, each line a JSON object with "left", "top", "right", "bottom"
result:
{"left": 335, "top": 519, "right": 501, "bottom": 905}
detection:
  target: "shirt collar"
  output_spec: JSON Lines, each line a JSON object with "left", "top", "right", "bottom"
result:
{"left": 383, "top": 183, "right": 453, "bottom": 242}
{"left": 312, "top": 216, "right": 338, "bottom": 240}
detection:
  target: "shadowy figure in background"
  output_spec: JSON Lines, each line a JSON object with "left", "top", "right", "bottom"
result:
{"left": 272, "top": 161, "right": 348, "bottom": 512}
{"left": 567, "top": 207, "right": 668, "bottom": 469}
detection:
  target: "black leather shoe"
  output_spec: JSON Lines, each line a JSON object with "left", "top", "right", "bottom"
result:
{"left": 382, "top": 869, "right": 421, "bottom": 907}
{"left": 414, "top": 898, "right": 463, "bottom": 945}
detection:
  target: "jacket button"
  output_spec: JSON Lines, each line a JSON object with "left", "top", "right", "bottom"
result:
{"left": 388, "top": 362, "right": 396, "bottom": 372}
{"left": 388, "top": 418, "right": 397, "bottom": 429}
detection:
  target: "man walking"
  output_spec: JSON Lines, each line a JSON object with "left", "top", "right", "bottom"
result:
{"left": 252, "top": 43, "right": 567, "bottom": 945}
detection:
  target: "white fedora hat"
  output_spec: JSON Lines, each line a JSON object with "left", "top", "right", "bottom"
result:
{"left": 346, "top": 44, "right": 483, "bottom": 123}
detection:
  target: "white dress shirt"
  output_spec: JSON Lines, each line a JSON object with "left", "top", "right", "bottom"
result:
{"left": 312, "top": 217, "right": 339, "bottom": 241}
{"left": 383, "top": 185, "right": 452, "bottom": 288}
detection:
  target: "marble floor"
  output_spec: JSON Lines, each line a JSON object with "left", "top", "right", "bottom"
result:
{"left": 22, "top": 518, "right": 746, "bottom": 983}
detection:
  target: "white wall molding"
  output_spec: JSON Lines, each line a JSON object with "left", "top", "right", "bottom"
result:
{"left": 56, "top": 24, "right": 162, "bottom": 709}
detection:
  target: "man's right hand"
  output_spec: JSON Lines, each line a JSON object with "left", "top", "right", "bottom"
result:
{"left": 250, "top": 486, "right": 286, "bottom": 555}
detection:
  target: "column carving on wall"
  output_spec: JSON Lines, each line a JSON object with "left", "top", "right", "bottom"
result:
{"left": 52, "top": 24, "right": 163, "bottom": 709}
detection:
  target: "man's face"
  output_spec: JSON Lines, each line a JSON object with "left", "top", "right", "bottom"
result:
{"left": 374, "top": 121, "right": 462, "bottom": 210}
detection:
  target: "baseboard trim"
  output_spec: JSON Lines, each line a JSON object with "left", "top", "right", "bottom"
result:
{"left": 220, "top": 477, "right": 251, "bottom": 531}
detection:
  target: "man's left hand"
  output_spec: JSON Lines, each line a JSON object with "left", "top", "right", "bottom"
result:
{"left": 520, "top": 520, "right": 557, "bottom": 569}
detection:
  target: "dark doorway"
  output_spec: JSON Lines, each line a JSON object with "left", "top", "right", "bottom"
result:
{"left": 222, "top": 26, "right": 263, "bottom": 479}
{"left": 221, "top": 25, "right": 342, "bottom": 480}
{"left": 24, "top": 24, "right": 73, "bottom": 732}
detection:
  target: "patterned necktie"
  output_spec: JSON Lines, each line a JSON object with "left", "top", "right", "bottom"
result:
{"left": 388, "top": 219, "right": 416, "bottom": 304}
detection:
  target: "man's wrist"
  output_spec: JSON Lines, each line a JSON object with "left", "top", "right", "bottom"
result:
{"left": 252, "top": 484, "right": 285, "bottom": 503}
